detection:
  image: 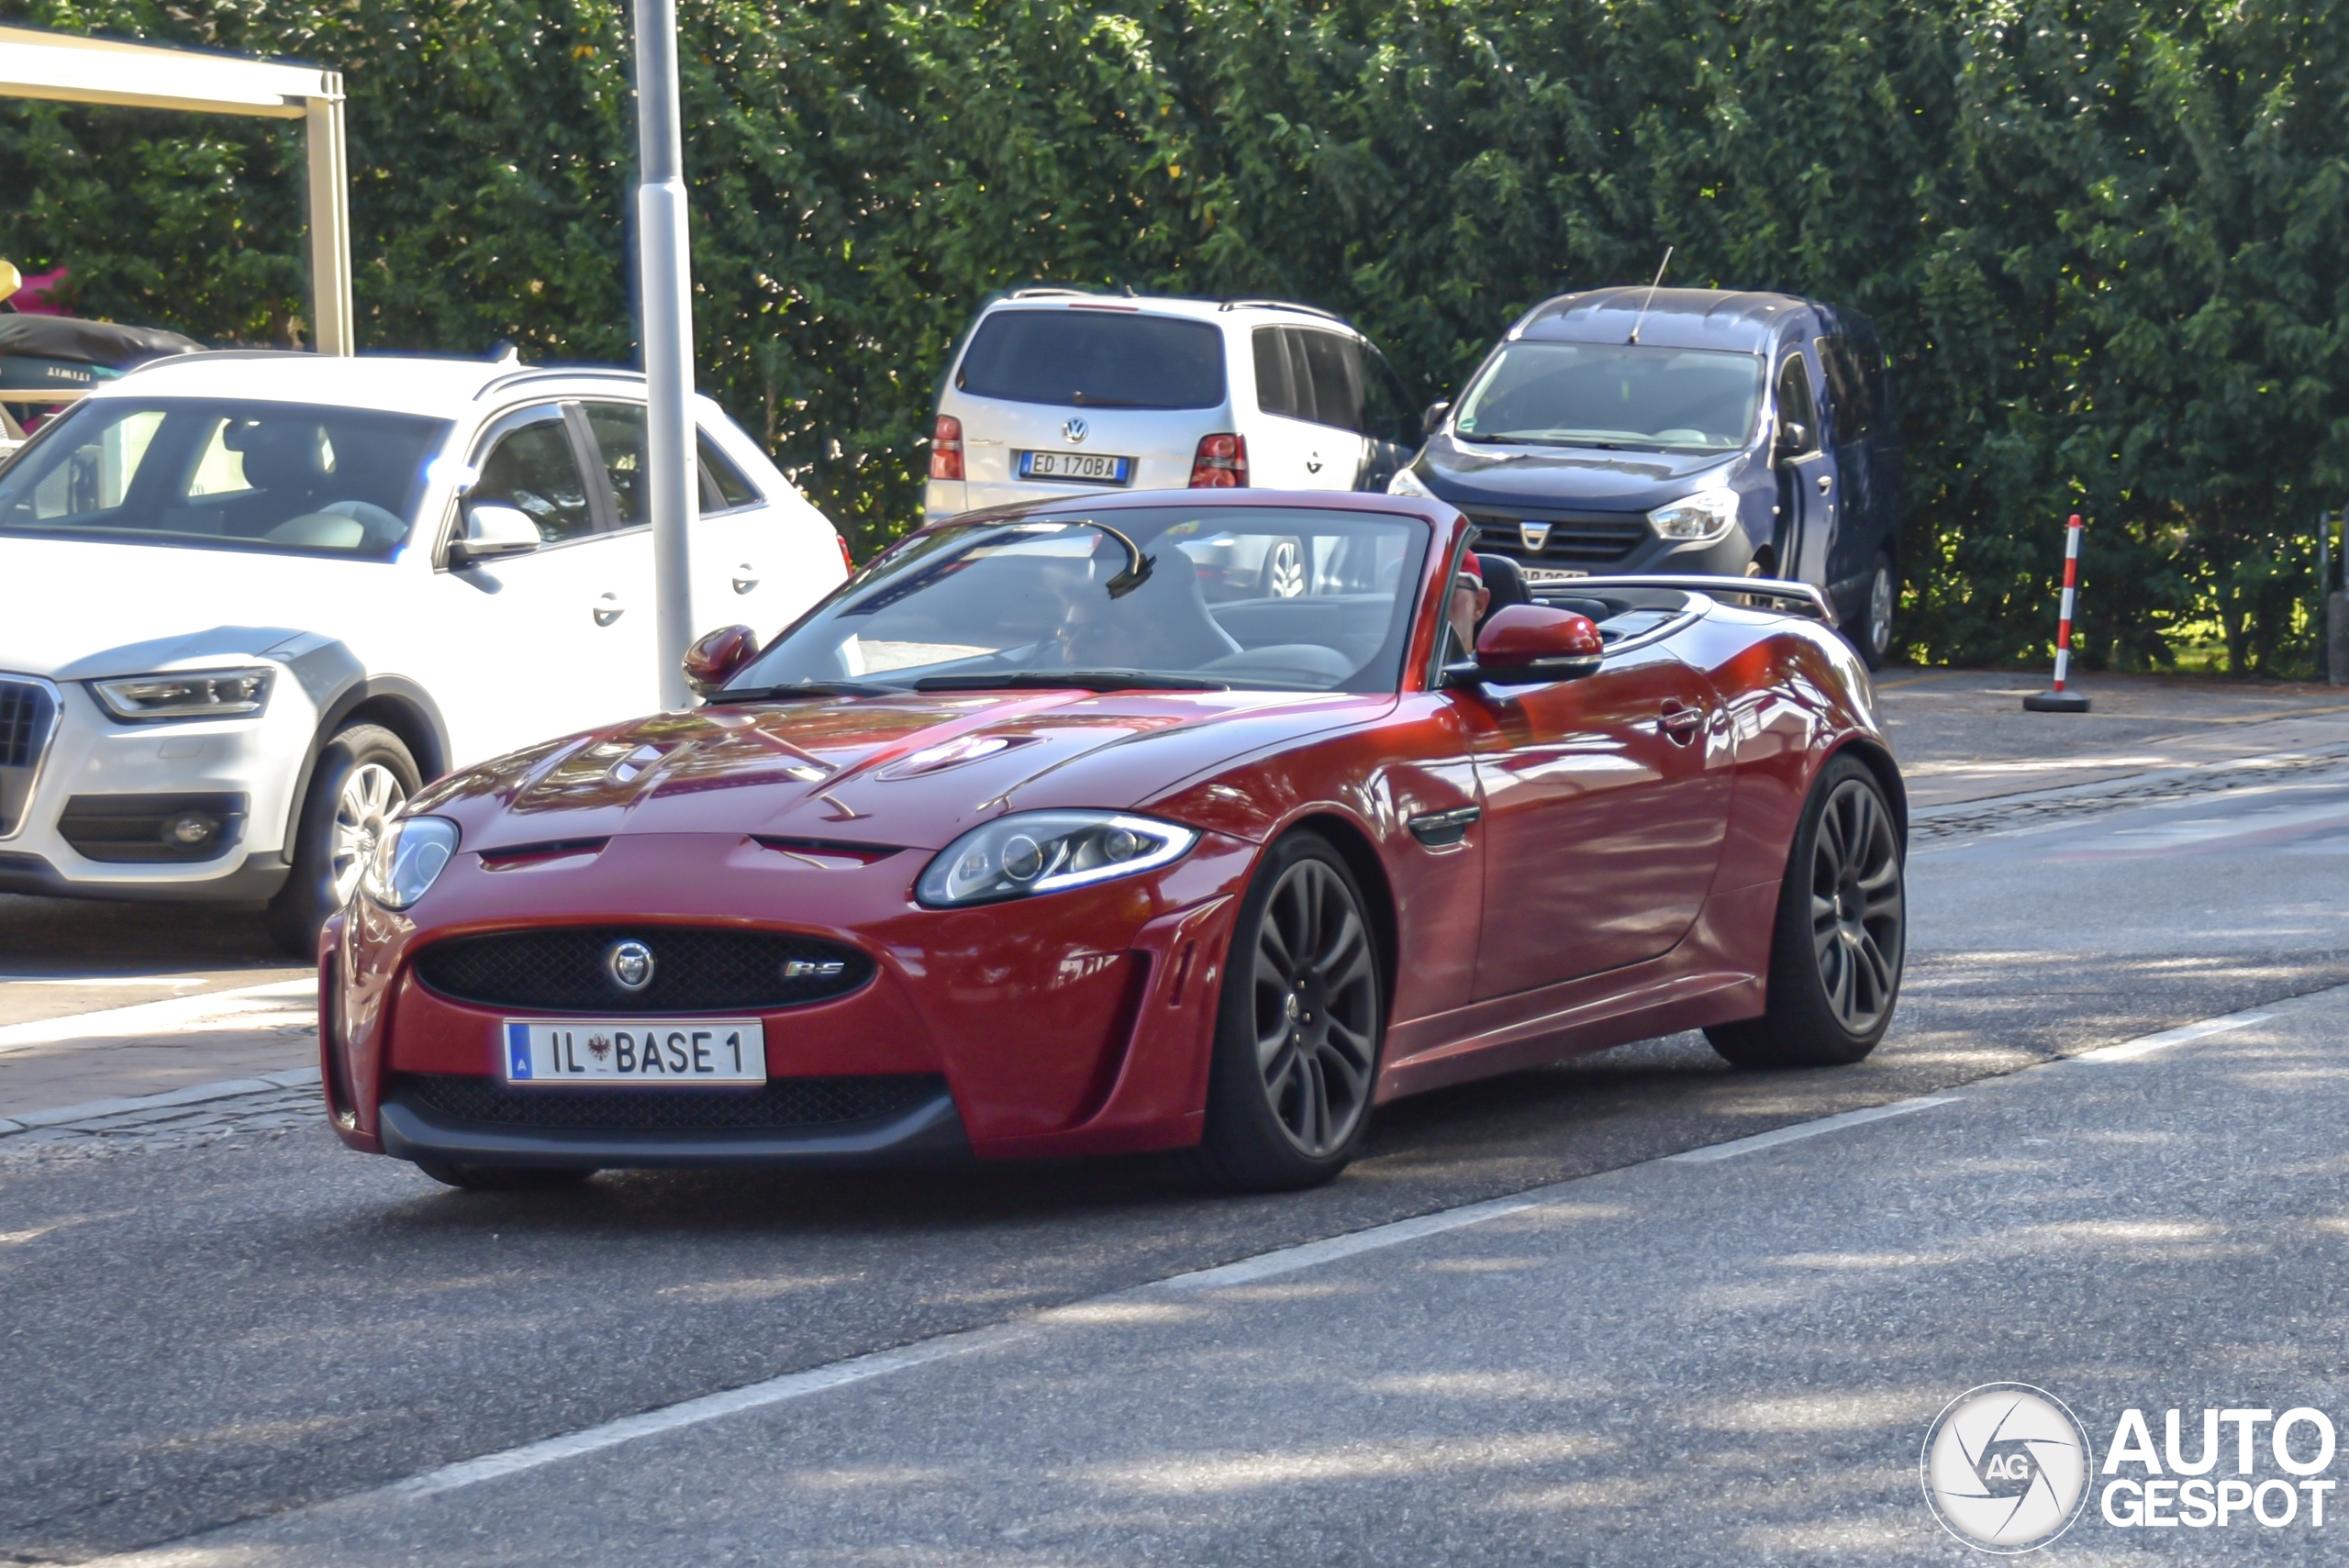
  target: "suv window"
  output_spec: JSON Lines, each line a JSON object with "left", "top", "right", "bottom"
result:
{"left": 957, "top": 308, "right": 1225, "bottom": 409}
{"left": 1253, "top": 327, "right": 1379, "bottom": 434}
{"left": 699, "top": 432, "right": 761, "bottom": 511}
{"left": 1813, "top": 336, "right": 1876, "bottom": 442}
{"left": 474, "top": 413, "right": 597, "bottom": 544}
{"left": 581, "top": 402, "right": 766, "bottom": 523}
{"left": 1775, "top": 356, "right": 1820, "bottom": 456}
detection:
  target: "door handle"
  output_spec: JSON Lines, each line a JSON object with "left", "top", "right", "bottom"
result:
{"left": 1817, "top": 473, "right": 1832, "bottom": 495}
{"left": 593, "top": 593, "right": 626, "bottom": 628}
{"left": 731, "top": 562, "right": 759, "bottom": 595}
{"left": 1660, "top": 701, "right": 1705, "bottom": 745}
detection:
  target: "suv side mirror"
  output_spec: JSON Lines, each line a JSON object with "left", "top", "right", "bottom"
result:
{"left": 684, "top": 624, "right": 760, "bottom": 696}
{"left": 1421, "top": 400, "right": 1452, "bottom": 437}
{"left": 1775, "top": 419, "right": 1810, "bottom": 459}
{"left": 451, "top": 503, "right": 540, "bottom": 564}
{"left": 1448, "top": 606, "right": 1605, "bottom": 686}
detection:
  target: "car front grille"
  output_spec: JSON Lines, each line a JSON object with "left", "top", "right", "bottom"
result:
{"left": 396, "top": 1073, "right": 945, "bottom": 1131}
{"left": 0, "top": 678, "right": 60, "bottom": 838}
{"left": 1466, "top": 512, "right": 1650, "bottom": 566}
{"left": 412, "top": 926, "right": 874, "bottom": 1013}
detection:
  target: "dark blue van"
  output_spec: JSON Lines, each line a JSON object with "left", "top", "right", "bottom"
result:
{"left": 1393, "top": 288, "right": 1901, "bottom": 665}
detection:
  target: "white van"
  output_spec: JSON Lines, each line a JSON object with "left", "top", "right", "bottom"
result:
{"left": 923, "top": 292, "right": 1422, "bottom": 527}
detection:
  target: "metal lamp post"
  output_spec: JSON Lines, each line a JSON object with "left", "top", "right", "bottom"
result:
{"left": 632, "top": 0, "right": 696, "bottom": 711}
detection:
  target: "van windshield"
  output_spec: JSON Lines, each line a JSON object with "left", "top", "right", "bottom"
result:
{"left": 956, "top": 309, "right": 1226, "bottom": 409}
{"left": 0, "top": 398, "right": 449, "bottom": 558}
{"left": 1453, "top": 342, "right": 1764, "bottom": 452}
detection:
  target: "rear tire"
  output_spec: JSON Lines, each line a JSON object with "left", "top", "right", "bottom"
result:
{"left": 1706, "top": 755, "right": 1905, "bottom": 1068}
{"left": 1190, "top": 832, "right": 1384, "bottom": 1191}
{"left": 1259, "top": 537, "right": 1308, "bottom": 599}
{"left": 414, "top": 1161, "right": 595, "bottom": 1192}
{"left": 264, "top": 723, "right": 420, "bottom": 957}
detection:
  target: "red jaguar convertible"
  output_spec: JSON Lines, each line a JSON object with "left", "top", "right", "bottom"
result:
{"left": 321, "top": 490, "right": 1906, "bottom": 1191}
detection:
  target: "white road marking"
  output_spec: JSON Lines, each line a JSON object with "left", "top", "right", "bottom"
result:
{"left": 0, "top": 978, "right": 316, "bottom": 1055}
{"left": 1155, "top": 1195, "right": 1543, "bottom": 1290}
{"left": 1665, "top": 1096, "right": 1959, "bottom": 1163}
{"left": 2073, "top": 1011, "right": 2273, "bottom": 1063}
{"left": 66, "top": 997, "right": 2295, "bottom": 1554}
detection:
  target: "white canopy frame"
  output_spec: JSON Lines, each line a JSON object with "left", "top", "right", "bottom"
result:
{"left": 0, "top": 23, "right": 351, "bottom": 354}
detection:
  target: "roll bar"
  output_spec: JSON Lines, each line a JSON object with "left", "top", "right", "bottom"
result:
{"left": 1559, "top": 574, "right": 1838, "bottom": 628}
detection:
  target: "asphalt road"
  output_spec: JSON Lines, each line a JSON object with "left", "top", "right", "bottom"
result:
{"left": 6, "top": 709, "right": 2349, "bottom": 1562}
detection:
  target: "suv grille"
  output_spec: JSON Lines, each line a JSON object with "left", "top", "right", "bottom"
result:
{"left": 0, "top": 680, "right": 58, "bottom": 769}
{"left": 1467, "top": 512, "right": 1649, "bottom": 566}
{"left": 413, "top": 927, "right": 874, "bottom": 1013}
{"left": 397, "top": 1073, "right": 944, "bottom": 1132}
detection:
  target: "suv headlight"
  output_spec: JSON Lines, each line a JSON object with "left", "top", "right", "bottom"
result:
{"left": 1647, "top": 489, "right": 1742, "bottom": 543}
{"left": 917, "top": 810, "right": 1197, "bottom": 908}
{"left": 1386, "top": 466, "right": 1436, "bottom": 499}
{"left": 92, "top": 667, "right": 274, "bottom": 721}
{"left": 359, "top": 816, "right": 460, "bottom": 910}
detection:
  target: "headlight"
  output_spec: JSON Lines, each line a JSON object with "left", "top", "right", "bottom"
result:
{"left": 359, "top": 816, "right": 460, "bottom": 910}
{"left": 1647, "top": 488, "right": 1742, "bottom": 543}
{"left": 1386, "top": 466, "right": 1436, "bottom": 499}
{"left": 917, "top": 810, "right": 1197, "bottom": 908}
{"left": 92, "top": 667, "right": 274, "bottom": 721}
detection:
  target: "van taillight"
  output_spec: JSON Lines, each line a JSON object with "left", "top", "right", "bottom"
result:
{"left": 930, "top": 415, "right": 964, "bottom": 482}
{"left": 1189, "top": 433, "right": 1247, "bottom": 488}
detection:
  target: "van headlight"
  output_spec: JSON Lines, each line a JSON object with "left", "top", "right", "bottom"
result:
{"left": 917, "top": 811, "right": 1197, "bottom": 907}
{"left": 1386, "top": 467, "right": 1436, "bottom": 499}
{"left": 359, "top": 816, "right": 460, "bottom": 910}
{"left": 92, "top": 667, "right": 273, "bottom": 721}
{"left": 1648, "top": 489, "right": 1742, "bottom": 543}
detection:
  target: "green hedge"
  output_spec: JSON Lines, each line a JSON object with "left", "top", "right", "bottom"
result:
{"left": 5, "top": 0, "right": 2345, "bottom": 673}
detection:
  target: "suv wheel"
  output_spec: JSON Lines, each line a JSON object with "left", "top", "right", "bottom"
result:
{"left": 1260, "top": 537, "right": 1308, "bottom": 599}
{"left": 1856, "top": 552, "right": 1895, "bottom": 669}
{"left": 263, "top": 723, "right": 420, "bottom": 956}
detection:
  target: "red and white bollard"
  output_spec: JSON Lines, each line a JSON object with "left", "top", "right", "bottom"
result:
{"left": 2024, "top": 513, "right": 2090, "bottom": 713}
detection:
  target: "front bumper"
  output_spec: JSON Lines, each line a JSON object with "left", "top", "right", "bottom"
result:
{"left": 376, "top": 1082, "right": 972, "bottom": 1171}
{"left": 0, "top": 669, "right": 309, "bottom": 900}
{"left": 328, "top": 828, "right": 1253, "bottom": 1166}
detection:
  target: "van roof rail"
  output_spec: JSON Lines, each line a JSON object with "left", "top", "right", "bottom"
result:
{"left": 1007, "top": 286, "right": 1119, "bottom": 301}
{"left": 1218, "top": 298, "right": 1346, "bottom": 325}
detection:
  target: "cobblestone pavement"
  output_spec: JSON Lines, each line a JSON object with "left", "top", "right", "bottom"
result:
{"left": 1909, "top": 740, "right": 2349, "bottom": 840}
{"left": 0, "top": 1071, "right": 320, "bottom": 1159}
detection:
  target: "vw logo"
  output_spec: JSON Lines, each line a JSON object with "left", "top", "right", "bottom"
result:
{"left": 1063, "top": 417, "right": 1088, "bottom": 444}
{"left": 604, "top": 939, "right": 656, "bottom": 992}
{"left": 1519, "top": 521, "right": 1553, "bottom": 552}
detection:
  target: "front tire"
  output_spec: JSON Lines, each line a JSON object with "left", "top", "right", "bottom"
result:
{"left": 1706, "top": 755, "right": 1905, "bottom": 1068}
{"left": 1854, "top": 552, "right": 1895, "bottom": 669}
{"left": 263, "top": 723, "right": 420, "bottom": 956}
{"left": 1193, "top": 832, "right": 1384, "bottom": 1190}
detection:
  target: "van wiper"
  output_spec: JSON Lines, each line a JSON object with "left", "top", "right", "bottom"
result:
{"left": 707, "top": 680, "right": 904, "bottom": 703}
{"left": 912, "top": 671, "right": 1229, "bottom": 693}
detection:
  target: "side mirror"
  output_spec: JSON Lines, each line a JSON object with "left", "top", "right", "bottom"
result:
{"left": 1449, "top": 605, "right": 1605, "bottom": 686}
{"left": 451, "top": 503, "right": 540, "bottom": 564}
{"left": 684, "top": 624, "right": 760, "bottom": 696}
{"left": 1775, "top": 419, "right": 1810, "bottom": 459}
{"left": 1421, "top": 400, "right": 1453, "bottom": 437}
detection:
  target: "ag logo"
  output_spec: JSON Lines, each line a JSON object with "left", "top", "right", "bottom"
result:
{"left": 1921, "top": 1384, "right": 2093, "bottom": 1553}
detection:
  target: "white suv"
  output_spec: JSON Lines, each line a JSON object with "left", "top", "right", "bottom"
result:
{"left": 923, "top": 293, "right": 1422, "bottom": 530}
{"left": 0, "top": 351, "right": 848, "bottom": 951}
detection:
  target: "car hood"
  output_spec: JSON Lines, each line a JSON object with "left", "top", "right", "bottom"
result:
{"left": 1418, "top": 437, "right": 1751, "bottom": 512}
{"left": 413, "top": 687, "right": 1390, "bottom": 854}
{"left": 0, "top": 535, "right": 395, "bottom": 677}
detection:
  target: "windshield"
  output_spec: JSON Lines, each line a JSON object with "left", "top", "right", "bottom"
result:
{"left": 955, "top": 309, "right": 1226, "bottom": 409}
{"left": 1453, "top": 342, "right": 1764, "bottom": 452}
{"left": 0, "top": 398, "right": 451, "bottom": 558}
{"left": 728, "top": 506, "right": 1431, "bottom": 695}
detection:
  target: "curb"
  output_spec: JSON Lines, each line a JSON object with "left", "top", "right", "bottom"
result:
{"left": 0, "top": 1066, "right": 320, "bottom": 1138}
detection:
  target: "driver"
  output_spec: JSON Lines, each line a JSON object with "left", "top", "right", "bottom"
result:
{"left": 1447, "top": 552, "right": 1491, "bottom": 657}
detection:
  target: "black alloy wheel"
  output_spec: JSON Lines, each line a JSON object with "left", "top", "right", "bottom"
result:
{"left": 1706, "top": 755, "right": 1905, "bottom": 1068}
{"left": 1193, "top": 832, "right": 1384, "bottom": 1189}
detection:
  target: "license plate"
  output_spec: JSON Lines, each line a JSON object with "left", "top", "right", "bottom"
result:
{"left": 1522, "top": 565, "right": 1590, "bottom": 585}
{"left": 502, "top": 1019, "right": 766, "bottom": 1084}
{"left": 1018, "top": 450, "right": 1132, "bottom": 484}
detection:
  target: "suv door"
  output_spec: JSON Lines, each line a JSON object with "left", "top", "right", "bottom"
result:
{"left": 1772, "top": 350, "right": 1838, "bottom": 589}
{"left": 431, "top": 403, "right": 657, "bottom": 757}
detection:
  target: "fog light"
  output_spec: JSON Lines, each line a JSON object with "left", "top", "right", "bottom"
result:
{"left": 161, "top": 812, "right": 218, "bottom": 849}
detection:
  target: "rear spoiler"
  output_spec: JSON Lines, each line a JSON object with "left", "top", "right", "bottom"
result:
{"left": 1548, "top": 574, "right": 1838, "bottom": 628}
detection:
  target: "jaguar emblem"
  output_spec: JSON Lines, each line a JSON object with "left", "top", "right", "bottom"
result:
{"left": 604, "top": 939, "right": 655, "bottom": 992}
